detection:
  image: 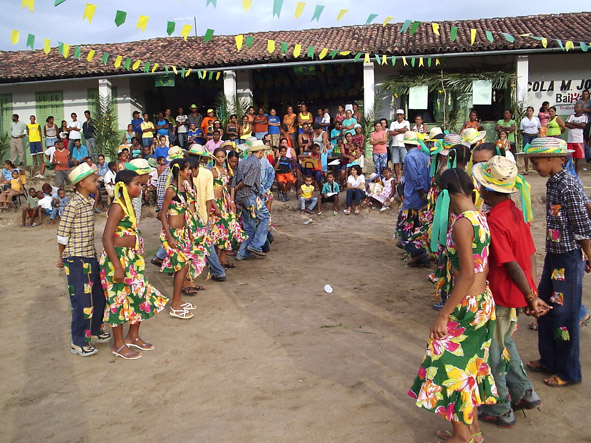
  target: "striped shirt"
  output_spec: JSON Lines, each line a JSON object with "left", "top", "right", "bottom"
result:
{"left": 57, "top": 192, "right": 96, "bottom": 258}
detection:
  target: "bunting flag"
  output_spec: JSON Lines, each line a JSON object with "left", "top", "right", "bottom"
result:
{"left": 235, "top": 34, "right": 244, "bottom": 51}
{"left": 132, "top": 59, "right": 141, "bottom": 70}
{"left": 410, "top": 57, "right": 415, "bottom": 67}
{"left": 470, "top": 28, "right": 476, "bottom": 45}
{"left": 485, "top": 30, "right": 494, "bottom": 43}
{"left": 541, "top": 37, "right": 547, "bottom": 48}
{"left": 181, "top": 67, "right": 186, "bottom": 77}
{"left": 318, "top": 47, "right": 328, "bottom": 59}
{"left": 307, "top": 45, "right": 314, "bottom": 58}
{"left": 151, "top": 63, "right": 159, "bottom": 72}
{"left": 427, "top": 57, "right": 432, "bottom": 67}
{"left": 366, "top": 14, "right": 378, "bottom": 25}
{"left": 581, "top": 42, "right": 589, "bottom": 52}
{"left": 502, "top": 32, "right": 515, "bottom": 43}
{"left": 402, "top": 56, "right": 408, "bottom": 66}
{"left": 363, "top": 53, "right": 370, "bottom": 64}
{"left": 556, "top": 39, "right": 565, "bottom": 51}
{"left": 74, "top": 46, "right": 81, "bottom": 59}
{"left": 186, "top": 68, "right": 192, "bottom": 77}
{"left": 114, "top": 55, "right": 122, "bottom": 68}
{"left": 391, "top": 56, "right": 396, "bottom": 66}
{"left": 353, "top": 52, "right": 362, "bottom": 62}
{"left": 61, "top": 43, "right": 70, "bottom": 58}
{"left": 419, "top": 57, "right": 424, "bottom": 67}
{"left": 245, "top": 35, "right": 254, "bottom": 47}
{"left": 242, "top": 0, "right": 252, "bottom": 12}
{"left": 450, "top": 26, "right": 458, "bottom": 42}
{"left": 136, "top": 15, "right": 149, "bottom": 32}
{"left": 273, "top": 0, "right": 284, "bottom": 18}
{"left": 409, "top": 21, "right": 421, "bottom": 35}
{"left": 166, "top": 21, "right": 175, "bottom": 36}
{"left": 375, "top": 54, "right": 381, "bottom": 65}
{"left": 336, "top": 9, "right": 348, "bottom": 21}
{"left": 87, "top": 49, "right": 95, "bottom": 61}
{"left": 295, "top": 2, "right": 305, "bottom": 18}
{"left": 54, "top": 0, "right": 66, "bottom": 5}
{"left": 114, "top": 10, "right": 127, "bottom": 27}
{"left": 280, "top": 42, "right": 288, "bottom": 53}
{"left": 203, "top": 28, "right": 214, "bottom": 42}
{"left": 179, "top": 24, "right": 192, "bottom": 41}
{"left": 43, "top": 38, "right": 50, "bottom": 54}
{"left": 82, "top": 3, "right": 97, "bottom": 24}
{"left": 565, "top": 40, "right": 574, "bottom": 51}
{"left": 101, "top": 52, "right": 109, "bottom": 64}
{"left": 22, "top": 0, "right": 34, "bottom": 13}
{"left": 339, "top": 50, "right": 351, "bottom": 55}
{"left": 216, "top": 71, "right": 221, "bottom": 80}
{"left": 10, "top": 30, "right": 20, "bottom": 45}
{"left": 123, "top": 57, "right": 132, "bottom": 70}
{"left": 382, "top": 16, "right": 394, "bottom": 27}
{"left": 311, "top": 5, "right": 324, "bottom": 22}
{"left": 329, "top": 49, "right": 338, "bottom": 58}
{"left": 172, "top": 66, "right": 178, "bottom": 75}
{"left": 293, "top": 43, "right": 302, "bottom": 57}
{"left": 267, "top": 39, "right": 275, "bottom": 53}
{"left": 436, "top": 58, "right": 441, "bottom": 66}
{"left": 431, "top": 23, "right": 440, "bottom": 35}
{"left": 206, "top": 0, "right": 216, "bottom": 7}
{"left": 400, "top": 20, "right": 411, "bottom": 33}
{"left": 143, "top": 61, "right": 150, "bottom": 72}
{"left": 26, "top": 33, "right": 35, "bottom": 49}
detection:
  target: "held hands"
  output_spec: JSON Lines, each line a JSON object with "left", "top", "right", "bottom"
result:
{"left": 525, "top": 297, "right": 553, "bottom": 318}
{"left": 113, "top": 267, "right": 125, "bottom": 283}
{"left": 429, "top": 313, "right": 448, "bottom": 341}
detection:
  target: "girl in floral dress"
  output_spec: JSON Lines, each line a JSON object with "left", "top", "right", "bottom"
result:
{"left": 160, "top": 159, "right": 209, "bottom": 320}
{"left": 100, "top": 170, "right": 168, "bottom": 360}
{"left": 210, "top": 148, "right": 247, "bottom": 268}
{"left": 409, "top": 168, "right": 497, "bottom": 443}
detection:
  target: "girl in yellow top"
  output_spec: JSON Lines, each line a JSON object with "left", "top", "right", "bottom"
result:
{"left": 298, "top": 104, "right": 313, "bottom": 134}
{"left": 0, "top": 169, "right": 22, "bottom": 209}
{"left": 546, "top": 106, "right": 566, "bottom": 137}
{"left": 239, "top": 115, "right": 252, "bottom": 141}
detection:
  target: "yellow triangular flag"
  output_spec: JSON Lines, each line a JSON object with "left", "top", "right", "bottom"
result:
{"left": 435, "top": 58, "right": 440, "bottom": 66}
{"left": 565, "top": 40, "right": 574, "bottom": 51}
{"left": 402, "top": 56, "right": 408, "bottom": 66}
{"left": 82, "top": 4, "right": 97, "bottom": 24}
{"left": 295, "top": 2, "right": 305, "bottom": 19}
{"left": 216, "top": 72, "right": 221, "bottom": 80}
{"left": 132, "top": 60, "right": 141, "bottom": 70}
{"left": 87, "top": 49, "right": 95, "bottom": 61}
{"left": 541, "top": 38, "right": 547, "bottom": 48}
{"left": 382, "top": 16, "right": 394, "bottom": 27}
{"left": 21, "top": 0, "right": 34, "bottom": 13}
{"left": 114, "top": 55, "right": 122, "bottom": 68}
{"left": 43, "top": 38, "right": 50, "bottom": 54}
{"left": 242, "top": 0, "right": 252, "bottom": 12}
{"left": 62, "top": 43, "right": 70, "bottom": 58}
{"left": 339, "top": 50, "right": 351, "bottom": 56}
{"left": 363, "top": 53, "right": 370, "bottom": 64}
{"left": 293, "top": 44, "right": 301, "bottom": 58}
{"left": 172, "top": 66, "right": 178, "bottom": 75}
{"left": 267, "top": 39, "right": 275, "bottom": 53}
{"left": 382, "top": 54, "right": 387, "bottom": 65}
{"left": 470, "top": 28, "right": 476, "bottom": 45}
{"left": 180, "top": 24, "right": 192, "bottom": 41}
{"left": 151, "top": 63, "right": 159, "bottom": 72}
{"left": 185, "top": 69, "right": 192, "bottom": 77}
{"left": 235, "top": 34, "right": 244, "bottom": 51}
{"left": 319, "top": 48, "right": 328, "bottom": 59}
{"left": 10, "top": 30, "right": 20, "bottom": 45}
{"left": 136, "top": 15, "right": 149, "bottom": 32}
{"left": 419, "top": 57, "right": 424, "bottom": 67}
{"left": 431, "top": 23, "right": 440, "bottom": 35}
{"left": 337, "top": 9, "right": 348, "bottom": 21}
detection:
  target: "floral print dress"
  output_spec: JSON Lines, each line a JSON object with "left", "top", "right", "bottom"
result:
{"left": 209, "top": 169, "right": 247, "bottom": 251}
{"left": 409, "top": 210, "right": 498, "bottom": 425}
{"left": 100, "top": 206, "right": 168, "bottom": 327}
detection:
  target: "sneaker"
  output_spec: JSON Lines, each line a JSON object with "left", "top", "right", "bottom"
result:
{"left": 211, "top": 274, "right": 226, "bottom": 282}
{"left": 479, "top": 409, "right": 515, "bottom": 429}
{"left": 380, "top": 206, "right": 389, "bottom": 212}
{"left": 92, "top": 331, "right": 112, "bottom": 343}
{"left": 247, "top": 246, "right": 266, "bottom": 257}
{"left": 236, "top": 254, "right": 256, "bottom": 261}
{"left": 513, "top": 388, "right": 542, "bottom": 410}
{"left": 70, "top": 342, "right": 98, "bottom": 357}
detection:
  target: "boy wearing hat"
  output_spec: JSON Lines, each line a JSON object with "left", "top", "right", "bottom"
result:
{"left": 56, "top": 163, "right": 110, "bottom": 357}
{"left": 524, "top": 138, "right": 591, "bottom": 387}
{"left": 473, "top": 156, "right": 548, "bottom": 427}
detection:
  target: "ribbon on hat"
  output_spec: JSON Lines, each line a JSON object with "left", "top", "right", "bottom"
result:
{"left": 446, "top": 149, "right": 458, "bottom": 169}
{"left": 514, "top": 174, "right": 533, "bottom": 223}
{"left": 113, "top": 181, "right": 138, "bottom": 231}
{"left": 524, "top": 142, "right": 568, "bottom": 155}
{"left": 429, "top": 144, "right": 443, "bottom": 178}
{"left": 417, "top": 138, "right": 430, "bottom": 156}
{"left": 430, "top": 189, "right": 450, "bottom": 253}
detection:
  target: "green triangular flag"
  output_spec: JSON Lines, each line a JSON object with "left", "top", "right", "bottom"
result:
{"left": 485, "top": 30, "right": 494, "bottom": 43}
{"left": 144, "top": 62, "right": 151, "bottom": 72}
{"left": 581, "top": 42, "right": 589, "bottom": 52}
{"left": 208, "top": 71, "right": 214, "bottom": 80}
{"left": 74, "top": 46, "right": 81, "bottom": 59}
{"left": 556, "top": 39, "right": 565, "bottom": 51}
{"left": 280, "top": 42, "right": 288, "bottom": 53}
{"left": 502, "top": 33, "right": 515, "bottom": 43}
{"left": 123, "top": 57, "right": 131, "bottom": 70}
{"left": 329, "top": 49, "right": 338, "bottom": 59}
{"left": 54, "top": 0, "right": 66, "bottom": 5}
{"left": 206, "top": 0, "right": 217, "bottom": 6}
{"left": 273, "top": 0, "right": 284, "bottom": 18}
{"left": 366, "top": 13, "right": 378, "bottom": 25}
{"left": 58, "top": 41, "right": 65, "bottom": 55}
{"left": 374, "top": 54, "right": 381, "bottom": 65}
{"left": 165, "top": 65, "right": 169, "bottom": 73}
{"left": 410, "top": 57, "right": 416, "bottom": 67}
{"left": 114, "top": 10, "right": 127, "bottom": 27}
{"left": 353, "top": 52, "right": 362, "bottom": 62}
{"left": 166, "top": 21, "right": 175, "bottom": 36}
{"left": 307, "top": 46, "right": 314, "bottom": 58}
{"left": 450, "top": 26, "right": 458, "bottom": 42}
{"left": 204, "top": 29, "right": 214, "bottom": 42}
{"left": 245, "top": 36, "right": 254, "bottom": 47}
{"left": 26, "top": 33, "right": 35, "bottom": 49}
{"left": 391, "top": 56, "right": 396, "bottom": 66}
{"left": 181, "top": 67, "right": 186, "bottom": 77}
{"left": 400, "top": 19, "right": 411, "bottom": 33}
{"left": 409, "top": 21, "right": 420, "bottom": 35}
{"left": 311, "top": 5, "right": 324, "bottom": 22}
{"left": 101, "top": 53, "right": 110, "bottom": 65}
{"left": 427, "top": 57, "right": 432, "bottom": 67}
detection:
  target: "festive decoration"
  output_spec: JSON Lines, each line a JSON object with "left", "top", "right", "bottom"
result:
{"left": 203, "top": 28, "right": 214, "bottom": 42}
{"left": 295, "top": 2, "right": 305, "bottom": 18}
{"left": 181, "top": 25, "right": 193, "bottom": 41}
{"left": 136, "top": 15, "right": 149, "bottom": 32}
{"left": 336, "top": 9, "right": 347, "bottom": 21}
{"left": 311, "top": 4, "right": 324, "bottom": 22}
{"left": 206, "top": 0, "right": 217, "bottom": 7}
{"left": 382, "top": 16, "right": 394, "bottom": 27}
{"left": 242, "top": 0, "right": 252, "bottom": 12}
{"left": 10, "top": 30, "right": 20, "bottom": 45}
{"left": 82, "top": 3, "right": 97, "bottom": 24}
{"left": 235, "top": 34, "right": 244, "bottom": 51}
{"left": 21, "top": 0, "right": 34, "bottom": 13}
{"left": 26, "top": 33, "right": 35, "bottom": 49}
{"left": 167, "top": 21, "right": 176, "bottom": 36}
{"left": 366, "top": 14, "right": 378, "bottom": 25}
{"left": 43, "top": 38, "right": 50, "bottom": 54}
{"left": 273, "top": 0, "right": 284, "bottom": 18}
{"left": 114, "top": 10, "right": 127, "bottom": 27}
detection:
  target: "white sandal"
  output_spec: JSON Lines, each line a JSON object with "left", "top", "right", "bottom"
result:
{"left": 180, "top": 302, "right": 196, "bottom": 310}
{"left": 169, "top": 307, "right": 193, "bottom": 319}
{"left": 112, "top": 344, "right": 142, "bottom": 360}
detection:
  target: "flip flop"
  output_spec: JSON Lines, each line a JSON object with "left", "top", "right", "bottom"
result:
{"left": 181, "top": 286, "right": 202, "bottom": 295}
{"left": 112, "top": 344, "right": 142, "bottom": 360}
{"left": 222, "top": 262, "right": 236, "bottom": 269}
{"left": 126, "top": 338, "right": 155, "bottom": 351}
{"left": 526, "top": 360, "right": 551, "bottom": 373}
{"left": 544, "top": 375, "right": 580, "bottom": 388}
{"left": 169, "top": 308, "right": 193, "bottom": 319}
{"left": 180, "top": 302, "right": 196, "bottom": 310}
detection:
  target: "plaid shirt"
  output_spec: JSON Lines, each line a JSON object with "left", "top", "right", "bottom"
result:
{"left": 56, "top": 192, "right": 96, "bottom": 258}
{"left": 156, "top": 168, "right": 170, "bottom": 210}
{"left": 545, "top": 169, "right": 591, "bottom": 254}
{"left": 231, "top": 154, "right": 261, "bottom": 205}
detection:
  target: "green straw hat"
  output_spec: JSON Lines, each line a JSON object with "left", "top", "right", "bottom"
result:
{"left": 125, "top": 158, "right": 155, "bottom": 175}
{"left": 68, "top": 163, "right": 96, "bottom": 185}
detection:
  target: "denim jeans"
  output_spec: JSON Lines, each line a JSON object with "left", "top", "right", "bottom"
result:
{"left": 237, "top": 195, "right": 270, "bottom": 258}
{"left": 206, "top": 243, "right": 226, "bottom": 278}
{"left": 537, "top": 249, "right": 584, "bottom": 382}
{"left": 142, "top": 137, "right": 153, "bottom": 148}
{"left": 85, "top": 138, "right": 97, "bottom": 161}
{"left": 372, "top": 153, "right": 388, "bottom": 177}
{"left": 480, "top": 306, "right": 533, "bottom": 416}
{"left": 155, "top": 245, "right": 167, "bottom": 260}
{"left": 300, "top": 197, "right": 317, "bottom": 211}
{"left": 177, "top": 133, "right": 187, "bottom": 149}
{"left": 346, "top": 188, "right": 365, "bottom": 207}
{"left": 522, "top": 134, "right": 537, "bottom": 149}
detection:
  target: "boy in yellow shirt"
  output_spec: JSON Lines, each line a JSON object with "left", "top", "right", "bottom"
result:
{"left": 298, "top": 175, "right": 318, "bottom": 214}
{"left": 27, "top": 115, "right": 42, "bottom": 167}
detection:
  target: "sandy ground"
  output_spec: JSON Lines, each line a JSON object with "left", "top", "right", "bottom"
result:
{"left": 1, "top": 171, "right": 590, "bottom": 443}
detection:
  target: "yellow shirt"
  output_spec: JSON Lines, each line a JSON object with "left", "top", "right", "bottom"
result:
{"left": 27, "top": 123, "right": 41, "bottom": 142}
{"left": 193, "top": 166, "right": 215, "bottom": 222}
{"left": 10, "top": 178, "right": 22, "bottom": 192}
{"left": 301, "top": 184, "right": 314, "bottom": 199}
{"left": 141, "top": 121, "right": 155, "bottom": 139}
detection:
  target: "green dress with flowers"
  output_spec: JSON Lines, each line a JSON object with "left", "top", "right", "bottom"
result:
{"left": 409, "top": 210, "right": 498, "bottom": 425}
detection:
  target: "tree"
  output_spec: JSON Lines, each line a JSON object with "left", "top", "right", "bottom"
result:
{"left": 94, "top": 93, "right": 120, "bottom": 161}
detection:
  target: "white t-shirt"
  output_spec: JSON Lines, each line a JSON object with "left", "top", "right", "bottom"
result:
{"left": 322, "top": 113, "right": 331, "bottom": 124}
{"left": 44, "top": 146, "right": 56, "bottom": 162}
{"left": 104, "top": 170, "right": 116, "bottom": 191}
{"left": 566, "top": 114, "right": 588, "bottom": 143}
{"left": 38, "top": 195, "right": 53, "bottom": 210}
{"left": 347, "top": 174, "right": 365, "bottom": 188}
{"left": 519, "top": 116, "right": 541, "bottom": 135}
{"left": 389, "top": 120, "right": 410, "bottom": 147}
{"left": 176, "top": 115, "right": 188, "bottom": 134}
{"left": 68, "top": 120, "right": 82, "bottom": 139}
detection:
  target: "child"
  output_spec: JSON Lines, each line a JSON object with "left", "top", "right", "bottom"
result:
{"left": 188, "top": 123, "right": 205, "bottom": 146}
{"left": 153, "top": 135, "right": 169, "bottom": 161}
{"left": 21, "top": 187, "right": 40, "bottom": 227}
{"left": 37, "top": 190, "right": 53, "bottom": 223}
{"left": 156, "top": 156, "right": 167, "bottom": 175}
{"left": 100, "top": 170, "right": 167, "bottom": 360}
{"left": 275, "top": 146, "right": 296, "bottom": 201}
{"left": 0, "top": 169, "right": 22, "bottom": 209}
{"left": 56, "top": 163, "right": 110, "bottom": 357}
{"left": 496, "top": 129, "right": 511, "bottom": 153}
{"left": 298, "top": 176, "right": 318, "bottom": 214}
{"left": 103, "top": 161, "right": 117, "bottom": 203}
{"left": 410, "top": 168, "right": 497, "bottom": 443}
{"left": 364, "top": 167, "right": 396, "bottom": 211}
{"left": 49, "top": 188, "right": 69, "bottom": 225}
{"left": 320, "top": 171, "right": 340, "bottom": 215}
{"left": 301, "top": 143, "right": 323, "bottom": 189}
{"left": 524, "top": 138, "right": 591, "bottom": 387}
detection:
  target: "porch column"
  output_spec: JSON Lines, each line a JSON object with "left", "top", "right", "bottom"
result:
{"left": 363, "top": 62, "right": 375, "bottom": 119}
{"left": 223, "top": 70, "right": 237, "bottom": 109}
{"left": 98, "top": 78, "right": 112, "bottom": 102}
{"left": 516, "top": 55, "right": 529, "bottom": 105}
{"left": 236, "top": 70, "right": 253, "bottom": 107}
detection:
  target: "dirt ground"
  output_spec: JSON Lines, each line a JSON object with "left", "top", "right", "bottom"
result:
{"left": 1, "top": 169, "right": 590, "bottom": 443}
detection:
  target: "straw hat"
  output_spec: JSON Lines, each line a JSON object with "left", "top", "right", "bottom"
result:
{"left": 118, "top": 144, "right": 130, "bottom": 153}
{"left": 125, "top": 158, "right": 155, "bottom": 175}
{"left": 403, "top": 131, "right": 420, "bottom": 145}
{"left": 167, "top": 146, "right": 185, "bottom": 161}
{"left": 186, "top": 144, "right": 212, "bottom": 158}
{"left": 461, "top": 127, "right": 487, "bottom": 145}
{"left": 519, "top": 137, "right": 573, "bottom": 157}
{"left": 247, "top": 140, "right": 268, "bottom": 152}
{"left": 147, "top": 157, "right": 159, "bottom": 168}
{"left": 68, "top": 163, "right": 96, "bottom": 185}
{"left": 221, "top": 140, "right": 235, "bottom": 150}
{"left": 426, "top": 127, "right": 444, "bottom": 141}
{"left": 472, "top": 156, "right": 518, "bottom": 194}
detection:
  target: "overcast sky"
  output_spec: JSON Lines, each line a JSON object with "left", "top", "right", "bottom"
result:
{"left": 1, "top": 0, "right": 588, "bottom": 51}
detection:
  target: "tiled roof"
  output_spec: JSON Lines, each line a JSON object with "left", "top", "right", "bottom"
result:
{"left": 1, "top": 12, "right": 589, "bottom": 82}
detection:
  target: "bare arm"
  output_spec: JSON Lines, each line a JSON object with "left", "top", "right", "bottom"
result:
{"left": 160, "top": 188, "right": 178, "bottom": 248}
{"left": 102, "top": 203, "right": 125, "bottom": 283}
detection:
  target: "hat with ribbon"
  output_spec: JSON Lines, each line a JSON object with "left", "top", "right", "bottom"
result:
{"left": 426, "top": 127, "right": 444, "bottom": 141}
{"left": 221, "top": 140, "right": 235, "bottom": 150}
{"left": 186, "top": 143, "right": 212, "bottom": 158}
{"left": 403, "top": 131, "right": 420, "bottom": 145}
{"left": 68, "top": 162, "right": 97, "bottom": 185}
{"left": 442, "top": 133, "right": 465, "bottom": 148}
{"left": 461, "top": 127, "right": 487, "bottom": 145}
{"left": 519, "top": 137, "right": 573, "bottom": 157}
{"left": 147, "top": 157, "right": 159, "bottom": 168}
{"left": 124, "top": 158, "right": 155, "bottom": 175}
{"left": 166, "top": 146, "right": 185, "bottom": 161}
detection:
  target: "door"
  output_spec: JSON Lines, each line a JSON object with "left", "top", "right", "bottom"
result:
{"left": 0, "top": 93, "right": 13, "bottom": 137}
{"left": 35, "top": 90, "right": 64, "bottom": 132}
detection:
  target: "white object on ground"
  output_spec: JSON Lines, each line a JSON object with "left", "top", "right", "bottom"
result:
{"left": 324, "top": 285, "right": 333, "bottom": 294}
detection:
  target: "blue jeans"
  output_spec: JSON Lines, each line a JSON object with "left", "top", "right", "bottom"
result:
{"left": 522, "top": 134, "right": 537, "bottom": 149}
{"left": 346, "top": 188, "right": 365, "bottom": 207}
{"left": 373, "top": 152, "right": 388, "bottom": 177}
{"left": 537, "top": 249, "right": 584, "bottom": 382}
{"left": 155, "top": 245, "right": 167, "bottom": 260}
{"left": 237, "top": 195, "right": 270, "bottom": 258}
{"left": 142, "top": 137, "right": 153, "bottom": 148}
{"left": 206, "top": 241, "right": 226, "bottom": 278}
{"left": 255, "top": 132, "right": 266, "bottom": 140}
{"left": 300, "top": 197, "right": 317, "bottom": 211}
{"left": 177, "top": 133, "right": 187, "bottom": 149}
{"left": 480, "top": 306, "right": 533, "bottom": 416}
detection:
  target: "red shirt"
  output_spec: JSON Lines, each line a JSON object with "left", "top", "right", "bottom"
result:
{"left": 54, "top": 148, "right": 70, "bottom": 171}
{"left": 486, "top": 199, "right": 536, "bottom": 308}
